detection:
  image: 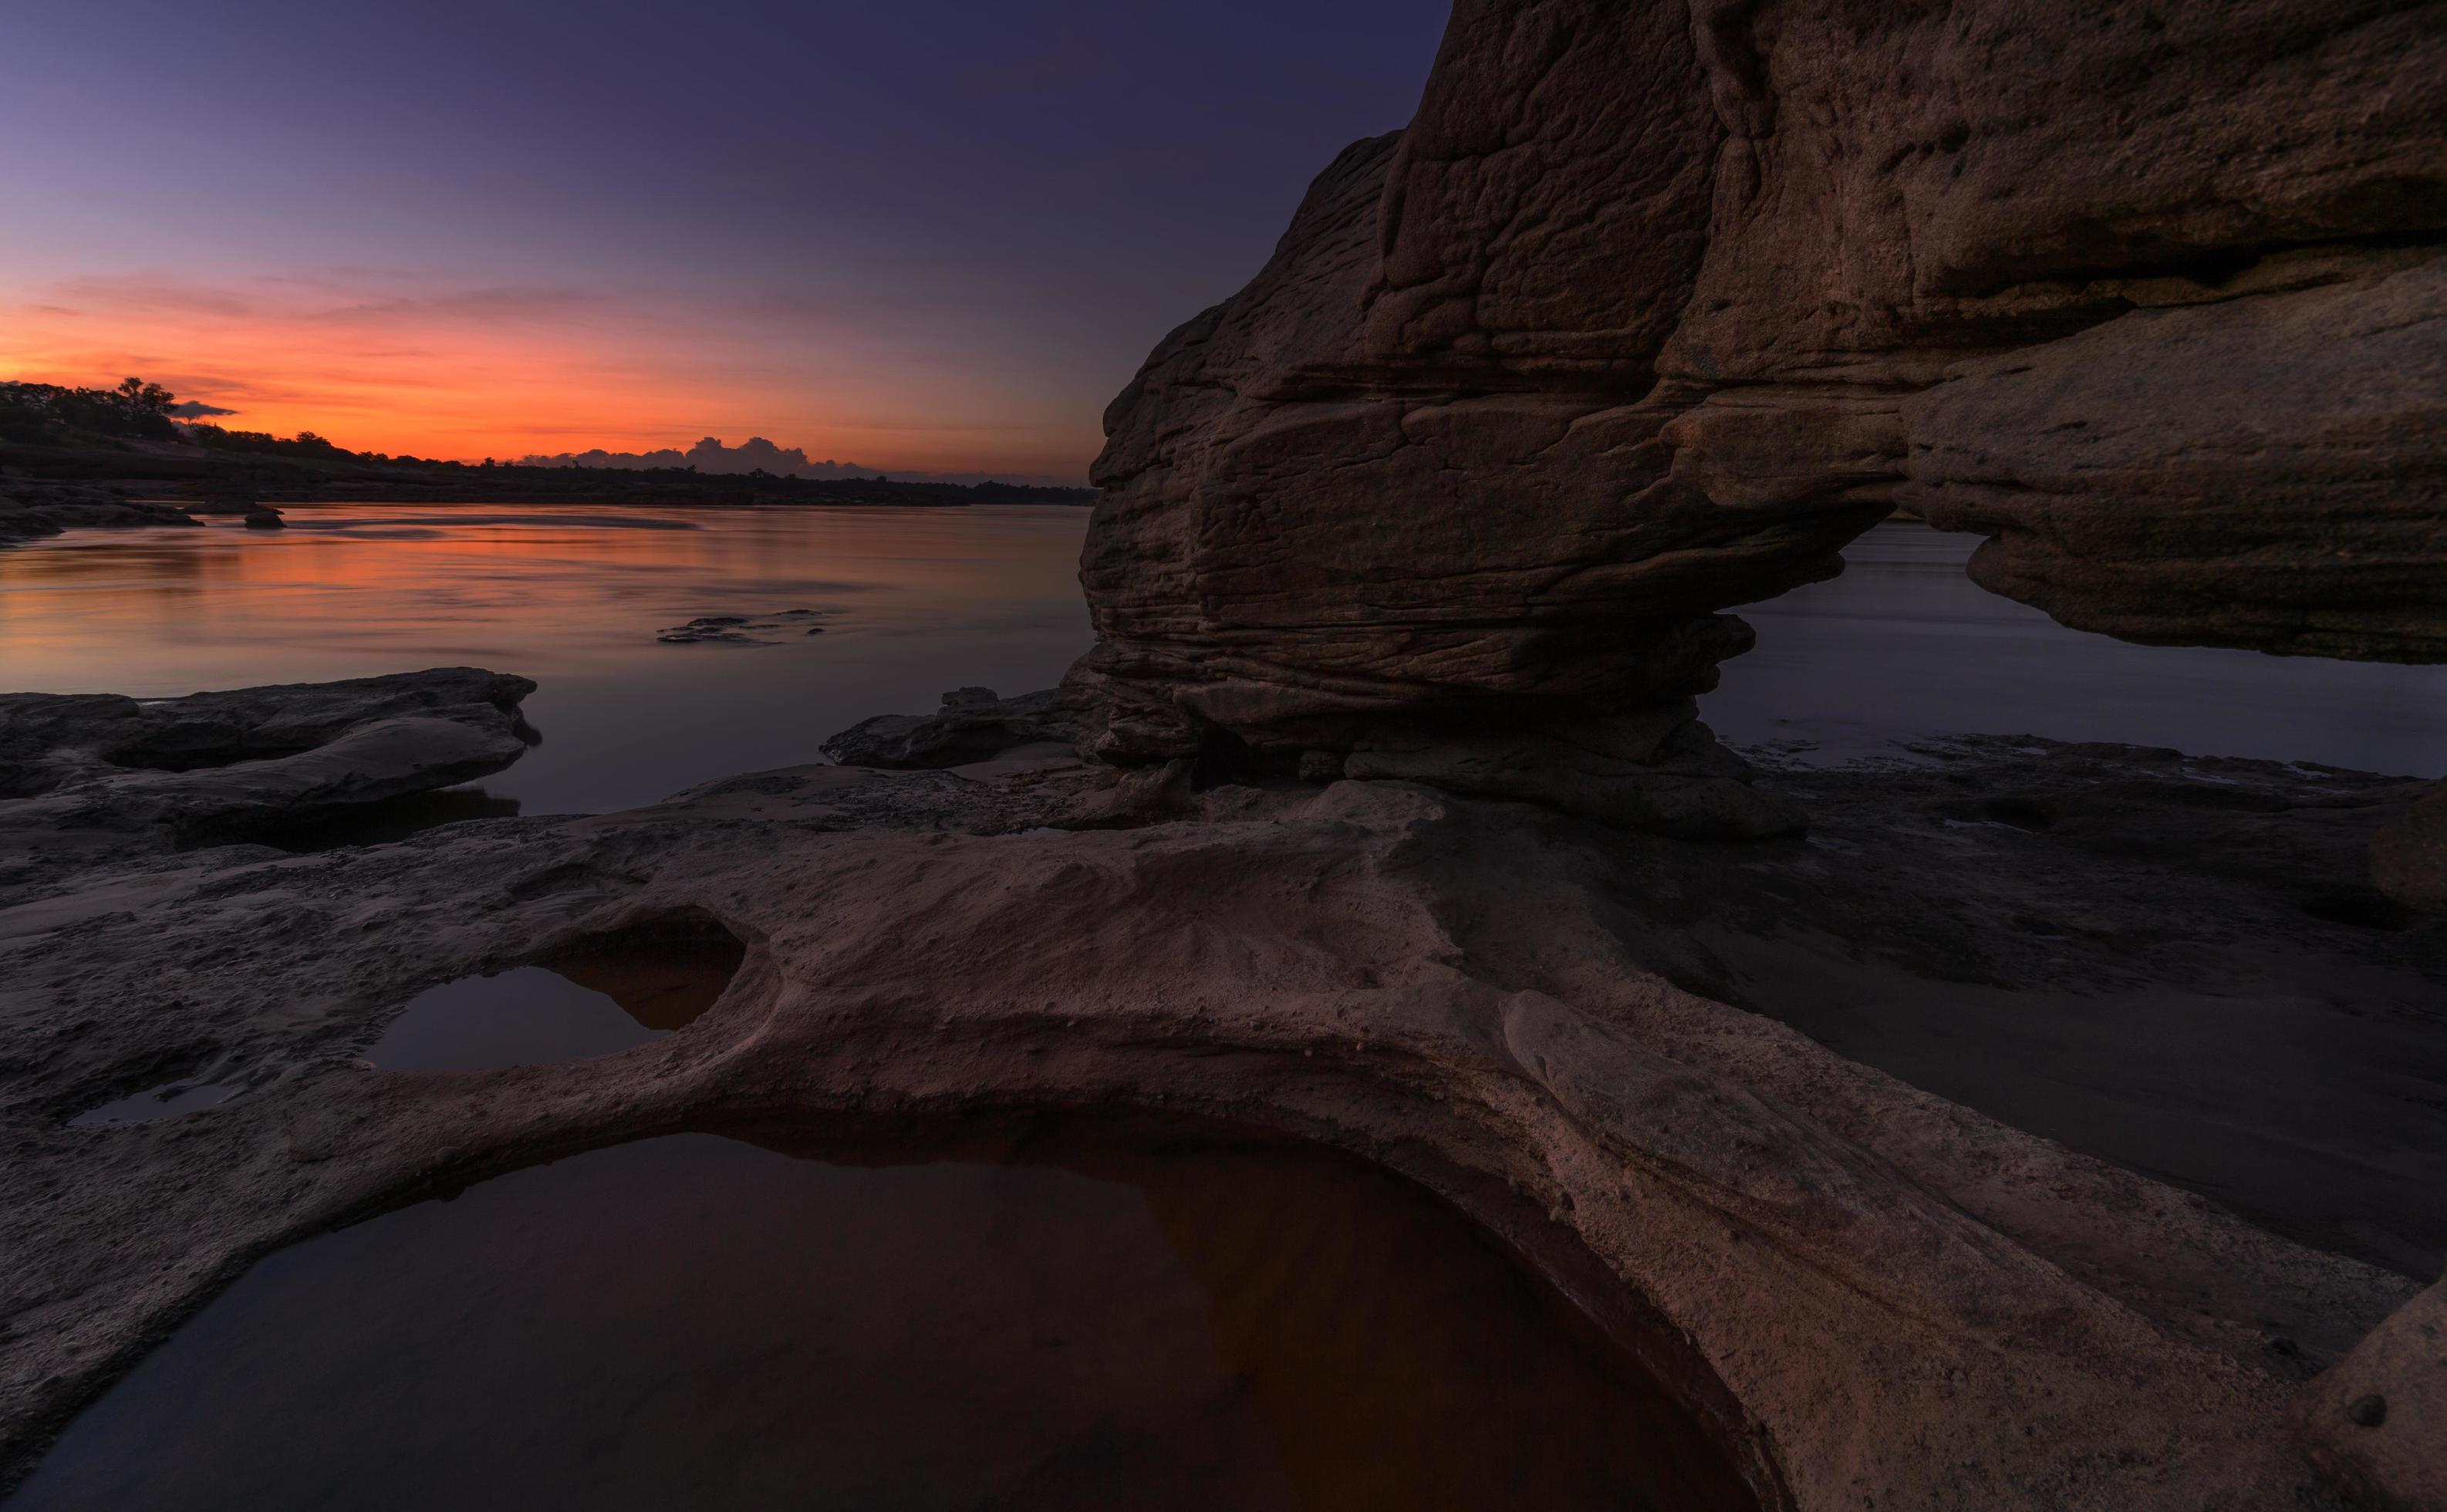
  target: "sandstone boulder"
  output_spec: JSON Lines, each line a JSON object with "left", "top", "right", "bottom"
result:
{"left": 1069, "top": 0, "right": 2447, "bottom": 832}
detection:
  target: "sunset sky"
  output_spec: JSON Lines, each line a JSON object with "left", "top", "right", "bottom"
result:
{"left": 1, "top": 2, "right": 1448, "bottom": 481}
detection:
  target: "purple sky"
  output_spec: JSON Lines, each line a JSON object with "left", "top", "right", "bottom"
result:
{"left": 1, "top": 2, "right": 1450, "bottom": 478}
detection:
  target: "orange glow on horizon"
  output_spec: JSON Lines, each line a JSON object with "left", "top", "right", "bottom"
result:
{"left": 0, "top": 274, "right": 1095, "bottom": 478}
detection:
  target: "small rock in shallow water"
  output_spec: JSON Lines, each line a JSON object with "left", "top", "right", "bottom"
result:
{"left": 654, "top": 611, "right": 832, "bottom": 645}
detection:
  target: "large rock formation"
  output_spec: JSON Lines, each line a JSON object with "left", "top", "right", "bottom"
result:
{"left": 1071, "top": 0, "right": 2447, "bottom": 831}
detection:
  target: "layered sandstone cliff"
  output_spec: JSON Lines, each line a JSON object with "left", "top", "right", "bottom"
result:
{"left": 1070, "top": 0, "right": 2447, "bottom": 832}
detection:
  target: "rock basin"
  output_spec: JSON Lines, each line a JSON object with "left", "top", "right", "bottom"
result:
{"left": 7, "top": 1126, "right": 1754, "bottom": 1512}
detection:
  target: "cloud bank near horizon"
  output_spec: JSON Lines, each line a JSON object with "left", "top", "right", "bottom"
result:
{"left": 518, "top": 435, "right": 1086, "bottom": 490}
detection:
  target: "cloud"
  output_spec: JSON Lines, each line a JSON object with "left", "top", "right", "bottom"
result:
{"left": 167, "top": 400, "right": 238, "bottom": 417}
{"left": 520, "top": 435, "right": 1080, "bottom": 488}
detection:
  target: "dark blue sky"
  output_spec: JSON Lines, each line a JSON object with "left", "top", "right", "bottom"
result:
{"left": 2, "top": 2, "right": 1451, "bottom": 475}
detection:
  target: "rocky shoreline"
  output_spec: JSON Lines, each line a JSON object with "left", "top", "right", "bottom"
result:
{"left": 0, "top": 670, "right": 2439, "bottom": 1509}
{"left": 6, "top": 1, "right": 2442, "bottom": 1504}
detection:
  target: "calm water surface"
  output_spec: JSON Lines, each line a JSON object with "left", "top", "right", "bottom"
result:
{"left": 0, "top": 503, "right": 1093, "bottom": 814}
{"left": 3, "top": 508, "right": 2441, "bottom": 815}
{"left": 8, "top": 1132, "right": 1756, "bottom": 1512}
{"left": 1713, "top": 525, "right": 2447, "bottom": 775}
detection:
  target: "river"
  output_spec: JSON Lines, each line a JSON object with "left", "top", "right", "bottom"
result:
{"left": 2, "top": 506, "right": 2440, "bottom": 817}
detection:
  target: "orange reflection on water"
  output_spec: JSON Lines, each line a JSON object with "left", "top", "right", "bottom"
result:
{"left": 0, "top": 502, "right": 1092, "bottom": 813}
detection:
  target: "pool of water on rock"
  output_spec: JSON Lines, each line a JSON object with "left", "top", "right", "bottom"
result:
{"left": 369, "top": 919, "right": 746, "bottom": 1072}
{"left": 66, "top": 920, "right": 747, "bottom": 1126}
{"left": 5, "top": 1131, "right": 1758, "bottom": 1512}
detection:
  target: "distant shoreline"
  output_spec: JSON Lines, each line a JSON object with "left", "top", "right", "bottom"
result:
{"left": 2, "top": 440, "right": 1094, "bottom": 546}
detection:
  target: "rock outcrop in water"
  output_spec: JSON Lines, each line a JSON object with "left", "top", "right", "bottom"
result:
{"left": 0, "top": 669, "right": 535, "bottom": 883}
{"left": 1069, "top": 0, "right": 2447, "bottom": 831}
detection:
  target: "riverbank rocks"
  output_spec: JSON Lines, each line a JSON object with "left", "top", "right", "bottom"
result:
{"left": 0, "top": 483, "right": 198, "bottom": 544}
{"left": 1068, "top": 0, "right": 2447, "bottom": 830}
{"left": 0, "top": 669, "right": 536, "bottom": 886}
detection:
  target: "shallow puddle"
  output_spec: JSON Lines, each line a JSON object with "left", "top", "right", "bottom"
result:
{"left": 366, "top": 918, "right": 745, "bottom": 1072}
{"left": 8, "top": 1132, "right": 1757, "bottom": 1512}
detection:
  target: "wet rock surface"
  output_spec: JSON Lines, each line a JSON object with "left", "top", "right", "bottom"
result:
{"left": 2, "top": 694, "right": 2439, "bottom": 1510}
{"left": 1068, "top": 0, "right": 2447, "bottom": 831}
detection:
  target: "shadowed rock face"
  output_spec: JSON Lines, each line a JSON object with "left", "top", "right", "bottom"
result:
{"left": 1072, "top": 0, "right": 2447, "bottom": 828}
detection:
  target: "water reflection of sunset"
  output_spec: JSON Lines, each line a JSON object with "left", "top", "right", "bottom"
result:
{"left": 0, "top": 504, "right": 1092, "bottom": 812}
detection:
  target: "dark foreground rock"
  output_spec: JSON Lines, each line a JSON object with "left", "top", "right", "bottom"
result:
{"left": 1067, "top": 0, "right": 2447, "bottom": 834}
{"left": 0, "top": 670, "right": 536, "bottom": 893}
{"left": 2, "top": 684, "right": 2442, "bottom": 1509}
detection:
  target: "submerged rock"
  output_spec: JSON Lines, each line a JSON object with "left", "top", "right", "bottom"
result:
{"left": 655, "top": 609, "right": 831, "bottom": 645}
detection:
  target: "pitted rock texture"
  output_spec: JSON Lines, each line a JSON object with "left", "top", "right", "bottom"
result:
{"left": 1073, "top": 0, "right": 2447, "bottom": 825}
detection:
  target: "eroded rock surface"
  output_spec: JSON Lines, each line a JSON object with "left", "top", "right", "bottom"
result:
{"left": 1, "top": 731, "right": 2435, "bottom": 1510}
{"left": 1070, "top": 0, "right": 2447, "bottom": 832}
{"left": 0, "top": 669, "right": 536, "bottom": 890}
